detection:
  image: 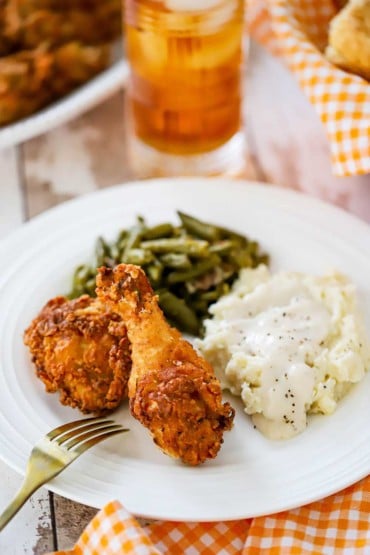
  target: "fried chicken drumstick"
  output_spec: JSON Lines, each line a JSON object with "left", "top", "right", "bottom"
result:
{"left": 96, "top": 264, "right": 234, "bottom": 466}
{"left": 24, "top": 295, "right": 131, "bottom": 414}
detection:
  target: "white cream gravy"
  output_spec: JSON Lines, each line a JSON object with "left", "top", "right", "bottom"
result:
{"left": 222, "top": 276, "right": 331, "bottom": 439}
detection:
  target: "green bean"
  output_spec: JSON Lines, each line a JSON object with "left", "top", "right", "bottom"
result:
{"left": 199, "top": 283, "right": 230, "bottom": 302}
{"left": 172, "top": 226, "right": 185, "bottom": 237}
{"left": 209, "top": 240, "right": 234, "bottom": 255}
{"left": 141, "top": 238, "right": 209, "bottom": 257}
{"left": 160, "top": 253, "right": 191, "bottom": 270}
{"left": 67, "top": 211, "right": 270, "bottom": 335}
{"left": 72, "top": 265, "right": 94, "bottom": 287}
{"left": 118, "top": 229, "right": 128, "bottom": 242}
{"left": 191, "top": 298, "right": 209, "bottom": 313}
{"left": 146, "top": 260, "right": 164, "bottom": 288}
{"left": 142, "top": 223, "right": 174, "bottom": 240}
{"left": 68, "top": 265, "right": 96, "bottom": 298}
{"left": 247, "top": 241, "right": 259, "bottom": 256}
{"left": 177, "top": 211, "right": 221, "bottom": 241}
{"left": 95, "top": 237, "right": 112, "bottom": 266}
{"left": 256, "top": 254, "right": 270, "bottom": 266}
{"left": 85, "top": 277, "right": 97, "bottom": 296}
{"left": 186, "top": 265, "right": 234, "bottom": 294}
{"left": 124, "top": 248, "right": 154, "bottom": 265}
{"left": 178, "top": 211, "right": 248, "bottom": 246}
{"left": 157, "top": 290, "right": 200, "bottom": 335}
{"left": 167, "top": 254, "right": 220, "bottom": 285}
{"left": 122, "top": 225, "right": 143, "bottom": 262}
{"left": 109, "top": 244, "right": 120, "bottom": 262}
{"left": 219, "top": 226, "right": 248, "bottom": 245}
{"left": 228, "top": 249, "right": 253, "bottom": 269}
{"left": 117, "top": 237, "right": 128, "bottom": 257}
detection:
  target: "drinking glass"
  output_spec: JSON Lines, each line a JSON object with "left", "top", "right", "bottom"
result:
{"left": 123, "top": 0, "right": 246, "bottom": 177}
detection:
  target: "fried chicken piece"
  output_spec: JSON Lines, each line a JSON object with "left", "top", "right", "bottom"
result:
{"left": 50, "top": 41, "right": 109, "bottom": 95}
{"left": 3, "top": 0, "right": 121, "bottom": 49}
{"left": 0, "top": 0, "right": 120, "bottom": 125}
{"left": 0, "top": 44, "right": 51, "bottom": 94}
{"left": 0, "top": 45, "right": 51, "bottom": 123}
{"left": 24, "top": 295, "right": 131, "bottom": 415}
{"left": 0, "top": 42, "right": 108, "bottom": 125}
{"left": 0, "top": 3, "right": 11, "bottom": 55}
{"left": 0, "top": 92, "right": 50, "bottom": 124}
{"left": 96, "top": 264, "right": 234, "bottom": 466}
{"left": 326, "top": 0, "right": 370, "bottom": 80}
{"left": 8, "top": 0, "right": 111, "bottom": 17}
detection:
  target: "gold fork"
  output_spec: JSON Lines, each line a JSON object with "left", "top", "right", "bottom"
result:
{"left": 0, "top": 416, "right": 129, "bottom": 531}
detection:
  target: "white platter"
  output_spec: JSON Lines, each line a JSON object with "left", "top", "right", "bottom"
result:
{"left": 0, "top": 178, "right": 369, "bottom": 521}
{"left": 0, "top": 60, "right": 129, "bottom": 149}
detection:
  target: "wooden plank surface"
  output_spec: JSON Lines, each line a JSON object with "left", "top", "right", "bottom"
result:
{"left": 0, "top": 148, "right": 55, "bottom": 555}
{"left": 0, "top": 40, "right": 369, "bottom": 554}
{"left": 22, "top": 93, "right": 131, "bottom": 219}
{"left": 0, "top": 148, "right": 24, "bottom": 237}
{"left": 0, "top": 467, "right": 54, "bottom": 555}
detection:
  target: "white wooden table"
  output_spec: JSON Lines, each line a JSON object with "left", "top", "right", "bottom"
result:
{"left": 0, "top": 42, "right": 369, "bottom": 554}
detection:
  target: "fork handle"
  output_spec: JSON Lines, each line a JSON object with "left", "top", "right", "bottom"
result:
{"left": 0, "top": 476, "right": 41, "bottom": 531}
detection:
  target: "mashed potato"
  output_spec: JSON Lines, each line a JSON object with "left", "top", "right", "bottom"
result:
{"left": 198, "top": 266, "right": 370, "bottom": 440}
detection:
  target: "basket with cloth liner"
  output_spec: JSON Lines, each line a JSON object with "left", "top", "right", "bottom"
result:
{"left": 248, "top": 0, "right": 370, "bottom": 177}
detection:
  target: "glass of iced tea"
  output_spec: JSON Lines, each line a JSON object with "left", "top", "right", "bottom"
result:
{"left": 124, "top": 0, "right": 246, "bottom": 177}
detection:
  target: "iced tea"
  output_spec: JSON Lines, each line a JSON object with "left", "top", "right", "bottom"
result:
{"left": 124, "top": 0, "right": 245, "bottom": 175}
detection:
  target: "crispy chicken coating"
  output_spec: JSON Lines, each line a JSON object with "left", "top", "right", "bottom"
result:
{"left": 0, "top": 2, "right": 13, "bottom": 55}
{"left": 326, "top": 0, "right": 370, "bottom": 80}
{"left": 24, "top": 295, "right": 131, "bottom": 415}
{"left": 3, "top": 0, "right": 121, "bottom": 49}
{"left": 0, "top": 0, "right": 121, "bottom": 125}
{"left": 7, "top": 0, "right": 111, "bottom": 17}
{"left": 0, "top": 42, "right": 108, "bottom": 125}
{"left": 50, "top": 41, "right": 109, "bottom": 96}
{"left": 96, "top": 264, "right": 234, "bottom": 466}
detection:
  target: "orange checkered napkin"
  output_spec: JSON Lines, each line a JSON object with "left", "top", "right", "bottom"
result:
{"left": 50, "top": 475, "right": 370, "bottom": 555}
{"left": 247, "top": 0, "right": 370, "bottom": 178}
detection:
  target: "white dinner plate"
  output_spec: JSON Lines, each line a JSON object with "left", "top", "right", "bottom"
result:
{"left": 0, "top": 60, "right": 129, "bottom": 149}
{"left": 0, "top": 178, "right": 369, "bottom": 521}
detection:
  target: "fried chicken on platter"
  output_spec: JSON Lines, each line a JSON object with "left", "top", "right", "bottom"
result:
{"left": 0, "top": 0, "right": 121, "bottom": 124}
{"left": 0, "top": 42, "right": 108, "bottom": 125}
{"left": 24, "top": 295, "right": 131, "bottom": 415}
{"left": 6, "top": 0, "right": 109, "bottom": 14}
{"left": 2, "top": 0, "right": 121, "bottom": 51}
{"left": 96, "top": 264, "right": 235, "bottom": 466}
{"left": 0, "top": 3, "right": 12, "bottom": 56}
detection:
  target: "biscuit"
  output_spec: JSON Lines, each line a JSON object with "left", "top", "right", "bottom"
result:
{"left": 326, "top": 0, "right": 370, "bottom": 80}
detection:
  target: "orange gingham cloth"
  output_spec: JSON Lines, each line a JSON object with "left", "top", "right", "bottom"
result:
{"left": 247, "top": 0, "right": 370, "bottom": 177}
{"left": 49, "top": 475, "right": 370, "bottom": 554}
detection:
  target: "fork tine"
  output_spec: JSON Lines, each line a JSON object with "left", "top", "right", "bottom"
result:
{"left": 74, "top": 428, "right": 129, "bottom": 455}
{"left": 47, "top": 416, "right": 109, "bottom": 441}
{"left": 64, "top": 424, "right": 126, "bottom": 450}
{"left": 53, "top": 420, "right": 116, "bottom": 446}
{"left": 0, "top": 422, "right": 129, "bottom": 532}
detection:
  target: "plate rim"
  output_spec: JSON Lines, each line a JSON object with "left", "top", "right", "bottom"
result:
{"left": 0, "top": 177, "right": 369, "bottom": 521}
{"left": 1, "top": 177, "right": 369, "bottom": 262}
